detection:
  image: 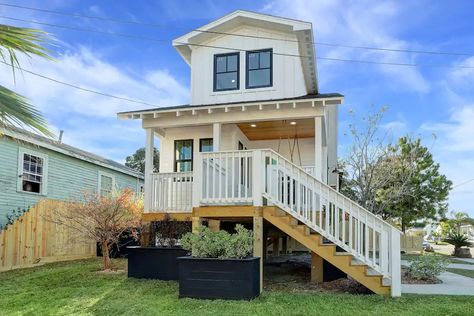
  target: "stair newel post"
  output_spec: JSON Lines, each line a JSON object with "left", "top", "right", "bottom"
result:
{"left": 192, "top": 152, "right": 202, "bottom": 208}
{"left": 252, "top": 150, "right": 263, "bottom": 207}
{"left": 390, "top": 226, "right": 401, "bottom": 297}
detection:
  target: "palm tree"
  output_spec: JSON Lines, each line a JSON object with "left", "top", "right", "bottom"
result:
{"left": 0, "top": 24, "right": 53, "bottom": 136}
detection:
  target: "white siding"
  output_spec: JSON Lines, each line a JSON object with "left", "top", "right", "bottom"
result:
{"left": 190, "top": 25, "right": 307, "bottom": 105}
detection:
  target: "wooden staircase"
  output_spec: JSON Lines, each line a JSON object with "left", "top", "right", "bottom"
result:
{"left": 263, "top": 206, "right": 391, "bottom": 295}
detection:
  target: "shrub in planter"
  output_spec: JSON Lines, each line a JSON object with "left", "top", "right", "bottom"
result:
{"left": 444, "top": 232, "right": 473, "bottom": 258}
{"left": 178, "top": 225, "right": 259, "bottom": 300}
{"left": 127, "top": 215, "right": 191, "bottom": 280}
{"left": 407, "top": 254, "right": 449, "bottom": 281}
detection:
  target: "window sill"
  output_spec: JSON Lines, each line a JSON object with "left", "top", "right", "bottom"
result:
{"left": 17, "top": 189, "right": 46, "bottom": 197}
{"left": 210, "top": 87, "right": 275, "bottom": 96}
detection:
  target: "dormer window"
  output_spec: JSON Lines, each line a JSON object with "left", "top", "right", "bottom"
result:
{"left": 214, "top": 52, "right": 239, "bottom": 91}
{"left": 246, "top": 49, "right": 272, "bottom": 89}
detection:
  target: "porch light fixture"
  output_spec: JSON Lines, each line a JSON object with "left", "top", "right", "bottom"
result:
{"left": 290, "top": 121, "right": 296, "bottom": 125}
{"left": 250, "top": 124, "right": 257, "bottom": 127}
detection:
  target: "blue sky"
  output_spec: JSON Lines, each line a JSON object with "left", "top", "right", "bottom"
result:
{"left": 1, "top": 0, "right": 473, "bottom": 216}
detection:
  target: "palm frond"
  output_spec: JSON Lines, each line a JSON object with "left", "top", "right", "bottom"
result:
{"left": 0, "top": 24, "right": 54, "bottom": 137}
{"left": 0, "top": 85, "right": 54, "bottom": 138}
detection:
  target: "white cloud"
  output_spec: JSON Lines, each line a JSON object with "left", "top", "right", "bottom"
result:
{"left": 263, "top": 0, "right": 430, "bottom": 93}
{"left": 0, "top": 46, "right": 188, "bottom": 162}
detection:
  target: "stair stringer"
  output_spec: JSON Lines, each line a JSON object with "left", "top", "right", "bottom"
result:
{"left": 263, "top": 206, "right": 391, "bottom": 295}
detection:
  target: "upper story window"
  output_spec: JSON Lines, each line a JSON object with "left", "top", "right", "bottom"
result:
{"left": 18, "top": 149, "right": 48, "bottom": 195}
{"left": 199, "top": 138, "right": 213, "bottom": 152}
{"left": 175, "top": 139, "right": 193, "bottom": 172}
{"left": 214, "top": 52, "right": 239, "bottom": 91}
{"left": 246, "top": 49, "right": 272, "bottom": 89}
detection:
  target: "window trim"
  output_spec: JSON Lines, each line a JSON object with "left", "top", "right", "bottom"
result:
{"left": 213, "top": 52, "right": 240, "bottom": 92}
{"left": 199, "top": 138, "right": 213, "bottom": 152}
{"left": 246, "top": 48, "right": 273, "bottom": 89}
{"left": 98, "top": 171, "right": 116, "bottom": 196}
{"left": 17, "top": 148, "right": 48, "bottom": 196}
{"left": 174, "top": 139, "right": 194, "bottom": 172}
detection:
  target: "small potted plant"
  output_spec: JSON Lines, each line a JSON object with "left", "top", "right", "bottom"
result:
{"left": 127, "top": 215, "right": 191, "bottom": 280}
{"left": 178, "top": 224, "right": 260, "bottom": 300}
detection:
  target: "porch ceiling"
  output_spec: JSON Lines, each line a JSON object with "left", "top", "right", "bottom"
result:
{"left": 237, "top": 118, "right": 314, "bottom": 141}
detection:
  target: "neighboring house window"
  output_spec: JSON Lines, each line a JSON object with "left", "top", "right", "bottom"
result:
{"left": 98, "top": 171, "right": 115, "bottom": 196}
{"left": 199, "top": 138, "right": 213, "bottom": 152}
{"left": 137, "top": 182, "right": 144, "bottom": 196}
{"left": 174, "top": 139, "right": 193, "bottom": 172}
{"left": 18, "top": 149, "right": 48, "bottom": 195}
{"left": 214, "top": 52, "right": 239, "bottom": 91}
{"left": 246, "top": 49, "right": 272, "bottom": 89}
{"left": 238, "top": 141, "right": 247, "bottom": 150}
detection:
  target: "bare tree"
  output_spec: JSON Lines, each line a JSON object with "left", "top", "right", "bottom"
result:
{"left": 48, "top": 188, "right": 143, "bottom": 270}
{"left": 341, "top": 107, "right": 413, "bottom": 219}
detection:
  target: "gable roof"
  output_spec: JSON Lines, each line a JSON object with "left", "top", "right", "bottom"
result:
{"left": 172, "top": 10, "right": 319, "bottom": 94}
{"left": 1, "top": 127, "right": 143, "bottom": 179}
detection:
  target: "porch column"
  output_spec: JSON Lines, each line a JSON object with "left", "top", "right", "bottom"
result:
{"left": 212, "top": 122, "right": 221, "bottom": 151}
{"left": 253, "top": 213, "right": 264, "bottom": 293}
{"left": 311, "top": 252, "right": 324, "bottom": 283}
{"left": 314, "top": 117, "right": 323, "bottom": 182}
{"left": 144, "top": 128, "right": 154, "bottom": 212}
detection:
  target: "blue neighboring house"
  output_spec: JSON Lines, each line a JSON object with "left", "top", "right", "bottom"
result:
{"left": 0, "top": 127, "right": 144, "bottom": 226}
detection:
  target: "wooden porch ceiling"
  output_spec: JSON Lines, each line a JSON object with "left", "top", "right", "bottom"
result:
{"left": 237, "top": 118, "right": 315, "bottom": 141}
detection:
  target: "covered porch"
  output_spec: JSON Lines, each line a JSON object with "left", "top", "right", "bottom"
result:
{"left": 132, "top": 95, "right": 342, "bottom": 214}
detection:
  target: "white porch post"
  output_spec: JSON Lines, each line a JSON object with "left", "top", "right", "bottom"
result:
{"left": 390, "top": 227, "right": 402, "bottom": 297}
{"left": 252, "top": 150, "right": 263, "bottom": 206}
{"left": 144, "top": 128, "right": 154, "bottom": 212}
{"left": 314, "top": 117, "right": 323, "bottom": 182}
{"left": 192, "top": 151, "right": 201, "bottom": 208}
{"left": 213, "top": 122, "right": 221, "bottom": 151}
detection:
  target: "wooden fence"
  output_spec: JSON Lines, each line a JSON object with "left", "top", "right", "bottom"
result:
{"left": 0, "top": 200, "right": 96, "bottom": 272}
{"left": 401, "top": 234, "right": 424, "bottom": 253}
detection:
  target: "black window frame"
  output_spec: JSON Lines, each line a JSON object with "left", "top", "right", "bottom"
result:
{"left": 199, "top": 138, "right": 213, "bottom": 152}
{"left": 213, "top": 52, "right": 240, "bottom": 92}
{"left": 174, "top": 139, "right": 194, "bottom": 172}
{"left": 246, "top": 48, "right": 273, "bottom": 89}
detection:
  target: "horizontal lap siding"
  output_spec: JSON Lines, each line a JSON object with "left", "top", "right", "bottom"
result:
{"left": 0, "top": 136, "right": 142, "bottom": 225}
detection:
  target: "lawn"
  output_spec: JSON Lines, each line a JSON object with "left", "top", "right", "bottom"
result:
{"left": 0, "top": 259, "right": 473, "bottom": 316}
{"left": 447, "top": 268, "right": 474, "bottom": 279}
{"left": 401, "top": 253, "right": 474, "bottom": 265}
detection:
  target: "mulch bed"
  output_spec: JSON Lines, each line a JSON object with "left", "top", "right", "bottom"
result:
{"left": 401, "top": 267, "right": 442, "bottom": 284}
{"left": 264, "top": 259, "right": 371, "bottom": 294}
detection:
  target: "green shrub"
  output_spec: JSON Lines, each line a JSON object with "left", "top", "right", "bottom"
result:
{"left": 181, "top": 224, "right": 253, "bottom": 259}
{"left": 408, "top": 254, "right": 449, "bottom": 280}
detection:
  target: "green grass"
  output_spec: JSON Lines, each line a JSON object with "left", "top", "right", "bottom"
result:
{"left": 447, "top": 268, "right": 474, "bottom": 279}
{"left": 402, "top": 253, "right": 474, "bottom": 265}
{"left": 0, "top": 259, "right": 473, "bottom": 316}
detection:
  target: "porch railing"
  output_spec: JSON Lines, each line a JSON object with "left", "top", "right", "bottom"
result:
{"left": 151, "top": 172, "right": 193, "bottom": 212}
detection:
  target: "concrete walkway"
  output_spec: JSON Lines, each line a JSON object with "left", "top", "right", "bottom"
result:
{"left": 401, "top": 260, "right": 474, "bottom": 295}
{"left": 402, "top": 271, "right": 474, "bottom": 295}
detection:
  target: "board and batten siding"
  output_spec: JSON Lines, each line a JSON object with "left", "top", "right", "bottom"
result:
{"left": 190, "top": 25, "right": 307, "bottom": 105}
{"left": 0, "top": 136, "right": 142, "bottom": 225}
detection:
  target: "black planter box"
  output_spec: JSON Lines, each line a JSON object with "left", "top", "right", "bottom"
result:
{"left": 178, "top": 256, "right": 260, "bottom": 300}
{"left": 127, "top": 246, "right": 188, "bottom": 280}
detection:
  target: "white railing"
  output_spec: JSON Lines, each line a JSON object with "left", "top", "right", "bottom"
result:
{"left": 260, "top": 149, "right": 401, "bottom": 296}
{"left": 197, "top": 150, "right": 254, "bottom": 205}
{"left": 302, "top": 166, "right": 316, "bottom": 177}
{"left": 151, "top": 172, "right": 193, "bottom": 212}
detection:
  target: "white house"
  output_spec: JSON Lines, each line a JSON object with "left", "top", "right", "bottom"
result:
{"left": 118, "top": 10, "right": 401, "bottom": 296}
